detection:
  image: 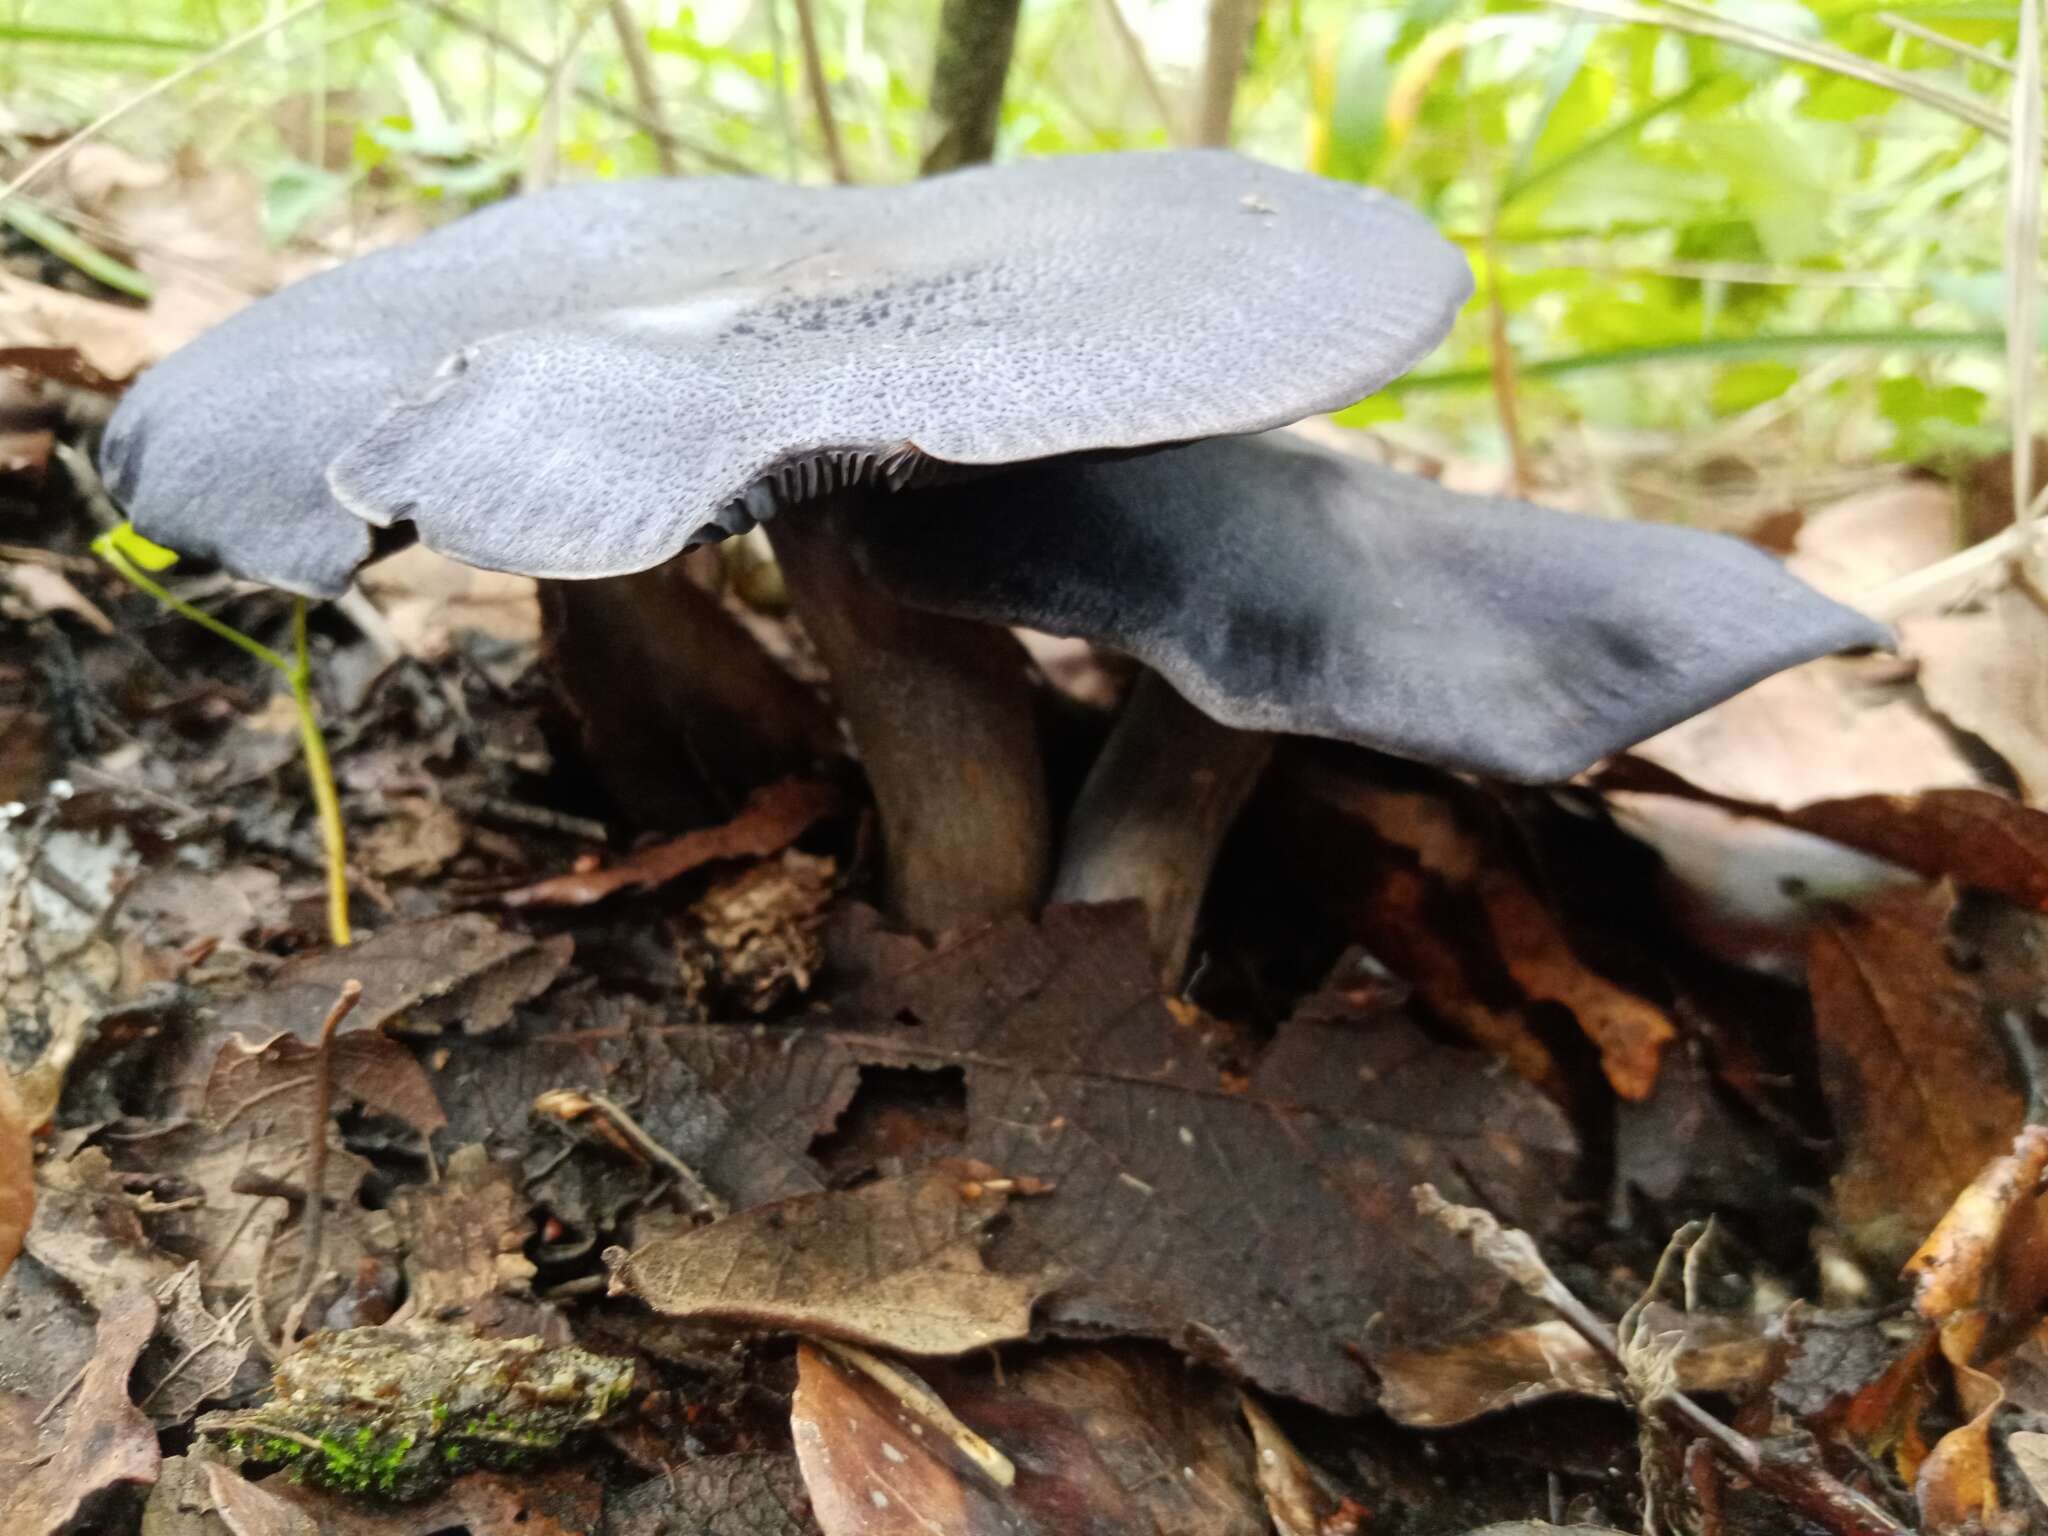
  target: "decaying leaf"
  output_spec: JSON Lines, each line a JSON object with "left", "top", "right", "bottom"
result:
{"left": 1907, "top": 585, "right": 2048, "bottom": 806}
{"left": 215, "top": 913, "right": 572, "bottom": 1040}
{"left": 1241, "top": 1396, "right": 1358, "bottom": 1536}
{"left": 388, "top": 1144, "right": 539, "bottom": 1326}
{"left": 821, "top": 904, "right": 1579, "bottom": 1412}
{"left": 501, "top": 777, "right": 840, "bottom": 908}
{"left": 1808, "top": 886, "right": 2027, "bottom": 1264}
{"left": 1905, "top": 1123, "right": 2048, "bottom": 1331}
{"left": 1916, "top": 1395, "right": 1998, "bottom": 1534}
{"left": 1373, "top": 1309, "right": 1770, "bottom": 1429}
{"left": 261, "top": 1468, "right": 605, "bottom": 1536}
{"left": 26, "top": 1143, "right": 186, "bottom": 1305}
{"left": 205, "top": 1028, "right": 446, "bottom": 1140}
{"left": 0, "top": 1060, "right": 29, "bottom": 1284}
{"left": 140, "top": 1266, "right": 253, "bottom": 1427}
{"left": 203, "top": 1462, "right": 319, "bottom": 1536}
{"left": 605, "top": 1455, "right": 820, "bottom": 1536}
{"left": 790, "top": 1341, "right": 1264, "bottom": 1536}
{"left": 616, "top": 1163, "right": 1054, "bottom": 1356}
{"left": 0, "top": 1286, "right": 161, "bottom": 1536}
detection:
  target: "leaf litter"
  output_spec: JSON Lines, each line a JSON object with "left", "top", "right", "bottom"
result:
{"left": 11, "top": 151, "right": 2048, "bottom": 1536}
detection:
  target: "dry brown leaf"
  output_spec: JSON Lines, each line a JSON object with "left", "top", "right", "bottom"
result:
{"left": 1373, "top": 1309, "right": 1769, "bottom": 1429}
{"left": 0, "top": 1060, "right": 29, "bottom": 1284}
{"left": 501, "top": 778, "right": 841, "bottom": 908}
{"left": 606, "top": 1455, "right": 820, "bottom": 1536}
{"left": 1786, "top": 479, "right": 1960, "bottom": 601}
{"left": 1475, "top": 869, "right": 1675, "bottom": 1101}
{"left": 617, "top": 1164, "right": 1055, "bottom": 1356}
{"left": 262, "top": 1468, "right": 603, "bottom": 1536}
{"left": 142, "top": 1266, "right": 253, "bottom": 1427}
{"left": 357, "top": 795, "right": 468, "bottom": 880}
{"left": 1906, "top": 585, "right": 2048, "bottom": 806}
{"left": 1633, "top": 658, "right": 1982, "bottom": 808}
{"left": 1906, "top": 1125, "right": 2048, "bottom": 1327}
{"left": 791, "top": 1342, "right": 1263, "bottom": 1536}
{"left": 216, "top": 913, "right": 572, "bottom": 1040}
{"left": 203, "top": 1463, "right": 318, "bottom": 1536}
{"left": 0, "top": 1286, "right": 161, "bottom": 1536}
{"left": 1917, "top": 1396, "right": 1998, "bottom": 1534}
{"left": 388, "top": 1144, "right": 538, "bottom": 1326}
{"left": 205, "top": 1029, "right": 446, "bottom": 1139}
{"left": 1809, "top": 886, "right": 2026, "bottom": 1265}
{"left": 1240, "top": 1396, "right": 1346, "bottom": 1536}
{"left": 823, "top": 905, "right": 1578, "bottom": 1414}
{"left": 357, "top": 545, "right": 541, "bottom": 660}
{"left": 26, "top": 1144, "right": 185, "bottom": 1306}
{"left": 2009, "top": 1430, "right": 2048, "bottom": 1509}
{"left": 0, "top": 272, "right": 166, "bottom": 382}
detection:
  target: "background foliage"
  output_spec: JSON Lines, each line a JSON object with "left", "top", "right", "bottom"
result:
{"left": 5, "top": 0, "right": 2038, "bottom": 519}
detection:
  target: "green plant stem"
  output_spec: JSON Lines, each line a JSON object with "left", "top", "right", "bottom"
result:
{"left": 97, "top": 547, "right": 352, "bottom": 947}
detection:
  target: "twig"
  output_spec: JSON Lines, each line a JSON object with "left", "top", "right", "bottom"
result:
{"left": 1092, "top": 0, "right": 1181, "bottom": 141}
{"left": 1194, "top": 0, "right": 1262, "bottom": 145}
{"left": 2007, "top": 0, "right": 2043, "bottom": 553}
{"left": 293, "top": 980, "right": 363, "bottom": 1301}
{"left": 409, "top": 0, "right": 754, "bottom": 174}
{"left": 0, "top": 0, "right": 333, "bottom": 210}
{"left": 1538, "top": 0, "right": 2015, "bottom": 141}
{"left": 920, "top": 0, "right": 1022, "bottom": 173}
{"left": 537, "top": 1090, "right": 729, "bottom": 1219}
{"left": 790, "top": 0, "right": 852, "bottom": 182}
{"left": 1414, "top": 1186, "right": 1910, "bottom": 1536}
{"left": 816, "top": 1339, "right": 1016, "bottom": 1487}
{"left": 604, "top": 0, "right": 678, "bottom": 174}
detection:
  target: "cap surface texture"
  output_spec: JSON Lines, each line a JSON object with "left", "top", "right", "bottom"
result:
{"left": 848, "top": 432, "right": 1893, "bottom": 781}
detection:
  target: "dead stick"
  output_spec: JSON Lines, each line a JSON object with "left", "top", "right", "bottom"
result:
{"left": 1414, "top": 1186, "right": 1909, "bottom": 1536}
{"left": 293, "top": 980, "right": 362, "bottom": 1302}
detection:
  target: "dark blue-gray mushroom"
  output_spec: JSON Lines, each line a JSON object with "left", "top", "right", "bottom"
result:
{"left": 844, "top": 429, "right": 1889, "bottom": 975}
{"left": 97, "top": 150, "right": 1472, "bottom": 936}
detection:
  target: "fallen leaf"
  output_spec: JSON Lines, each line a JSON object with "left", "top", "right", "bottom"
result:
{"left": 502, "top": 778, "right": 840, "bottom": 908}
{"left": 216, "top": 913, "right": 572, "bottom": 1040}
{"left": 1907, "top": 585, "right": 2048, "bottom": 806}
{"left": 1786, "top": 479, "right": 1960, "bottom": 601}
{"left": 357, "top": 795, "right": 468, "bottom": 880}
{"left": 204, "top": 1462, "right": 318, "bottom": 1536}
{"left": 0, "top": 1061, "right": 28, "bottom": 1284}
{"left": 0, "top": 271, "right": 166, "bottom": 382}
{"left": 790, "top": 1341, "right": 1264, "bottom": 1536}
{"left": 617, "top": 1163, "right": 1054, "bottom": 1356}
{"left": 0, "top": 1255, "right": 97, "bottom": 1408}
{"left": 605, "top": 1455, "right": 820, "bottom": 1536}
{"left": 2009, "top": 1430, "right": 2048, "bottom": 1509}
{"left": 1633, "top": 658, "right": 1982, "bottom": 808}
{"left": 388, "top": 1144, "right": 539, "bottom": 1326}
{"left": 357, "top": 545, "right": 541, "bottom": 660}
{"left": 205, "top": 1028, "right": 446, "bottom": 1140}
{"left": 1905, "top": 1124, "right": 2048, "bottom": 1329}
{"left": 1810, "top": 886, "right": 2026, "bottom": 1265}
{"left": 1917, "top": 1396, "right": 1998, "bottom": 1534}
{"left": 140, "top": 1265, "right": 253, "bottom": 1426}
{"left": 1374, "top": 1308, "right": 1769, "bottom": 1429}
{"left": 823, "top": 904, "right": 1578, "bottom": 1413}
{"left": 263, "top": 1469, "right": 604, "bottom": 1536}
{"left": 1241, "top": 1396, "right": 1354, "bottom": 1536}
{"left": 26, "top": 1144, "right": 185, "bottom": 1306}
{"left": 0, "top": 1286, "right": 161, "bottom": 1536}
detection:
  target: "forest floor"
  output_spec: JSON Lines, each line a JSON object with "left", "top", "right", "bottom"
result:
{"left": 7, "top": 142, "right": 2048, "bottom": 1536}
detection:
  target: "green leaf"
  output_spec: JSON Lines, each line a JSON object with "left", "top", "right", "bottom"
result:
{"left": 97, "top": 522, "right": 181, "bottom": 572}
{"left": 1712, "top": 359, "right": 1801, "bottom": 412}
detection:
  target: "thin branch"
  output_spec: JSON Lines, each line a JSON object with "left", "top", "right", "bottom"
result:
{"left": 1538, "top": 0, "right": 2016, "bottom": 141}
{"left": 605, "top": 0, "right": 678, "bottom": 174}
{"left": 2008, "top": 0, "right": 2043, "bottom": 540}
{"left": 410, "top": 0, "right": 755, "bottom": 174}
{"left": 0, "top": 0, "right": 332, "bottom": 210}
{"left": 1194, "top": 0, "right": 1262, "bottom": 145}
{"left": 790, "top": 0, "right": 852, "bottom": 182}
{"left": 1092, "top": 0, "right": 1182, "bottom": 141}
{"left": 921, "top": 0, "right": 1022, "bottom": 173}
{"left": 1878, "top": 11, "right": 2014, "bottom": 75}
{"left": 1415, "top": 1186, "right": 1911, "bottom": 1536}
{"left": 293, "top": 980, "right": 363, "bottom": 1301}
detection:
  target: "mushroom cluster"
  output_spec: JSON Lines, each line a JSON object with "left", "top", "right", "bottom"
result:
{"left": 100, "top": 149, "right": 1886, "bottom": 976}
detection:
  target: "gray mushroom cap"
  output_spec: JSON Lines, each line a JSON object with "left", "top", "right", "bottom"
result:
{"left": 99, "top": 152, "right": 1472, "bottom": 597}
{"left": 845, "top": 432, "right": 1892, "bottom": 782}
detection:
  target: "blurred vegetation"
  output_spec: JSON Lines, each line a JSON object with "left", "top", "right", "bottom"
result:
{"left": 2, "top": 0, "right": 2040, "bottom": 509}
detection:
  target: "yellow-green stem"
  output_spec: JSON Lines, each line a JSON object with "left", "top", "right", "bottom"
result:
{"left": 94, "top": 543, "right": 353, "bottom": 947}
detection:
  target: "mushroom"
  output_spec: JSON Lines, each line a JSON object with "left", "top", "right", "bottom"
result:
{"left": 842, "top": 431, "right": 1891, "bottom": 975}
{"left": 99, "top": 149, "right": 1473, "bottom": 932}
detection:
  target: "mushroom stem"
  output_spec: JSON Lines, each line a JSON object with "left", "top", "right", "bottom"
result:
{"left": 767, "top": 499, "right": 1051, "bottom": 934}
{"left": 542, "top": 558, "right": 839, "bottom": 827}
{"left": 1052, "top": 669, "right": 1272, "bottom": 988}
